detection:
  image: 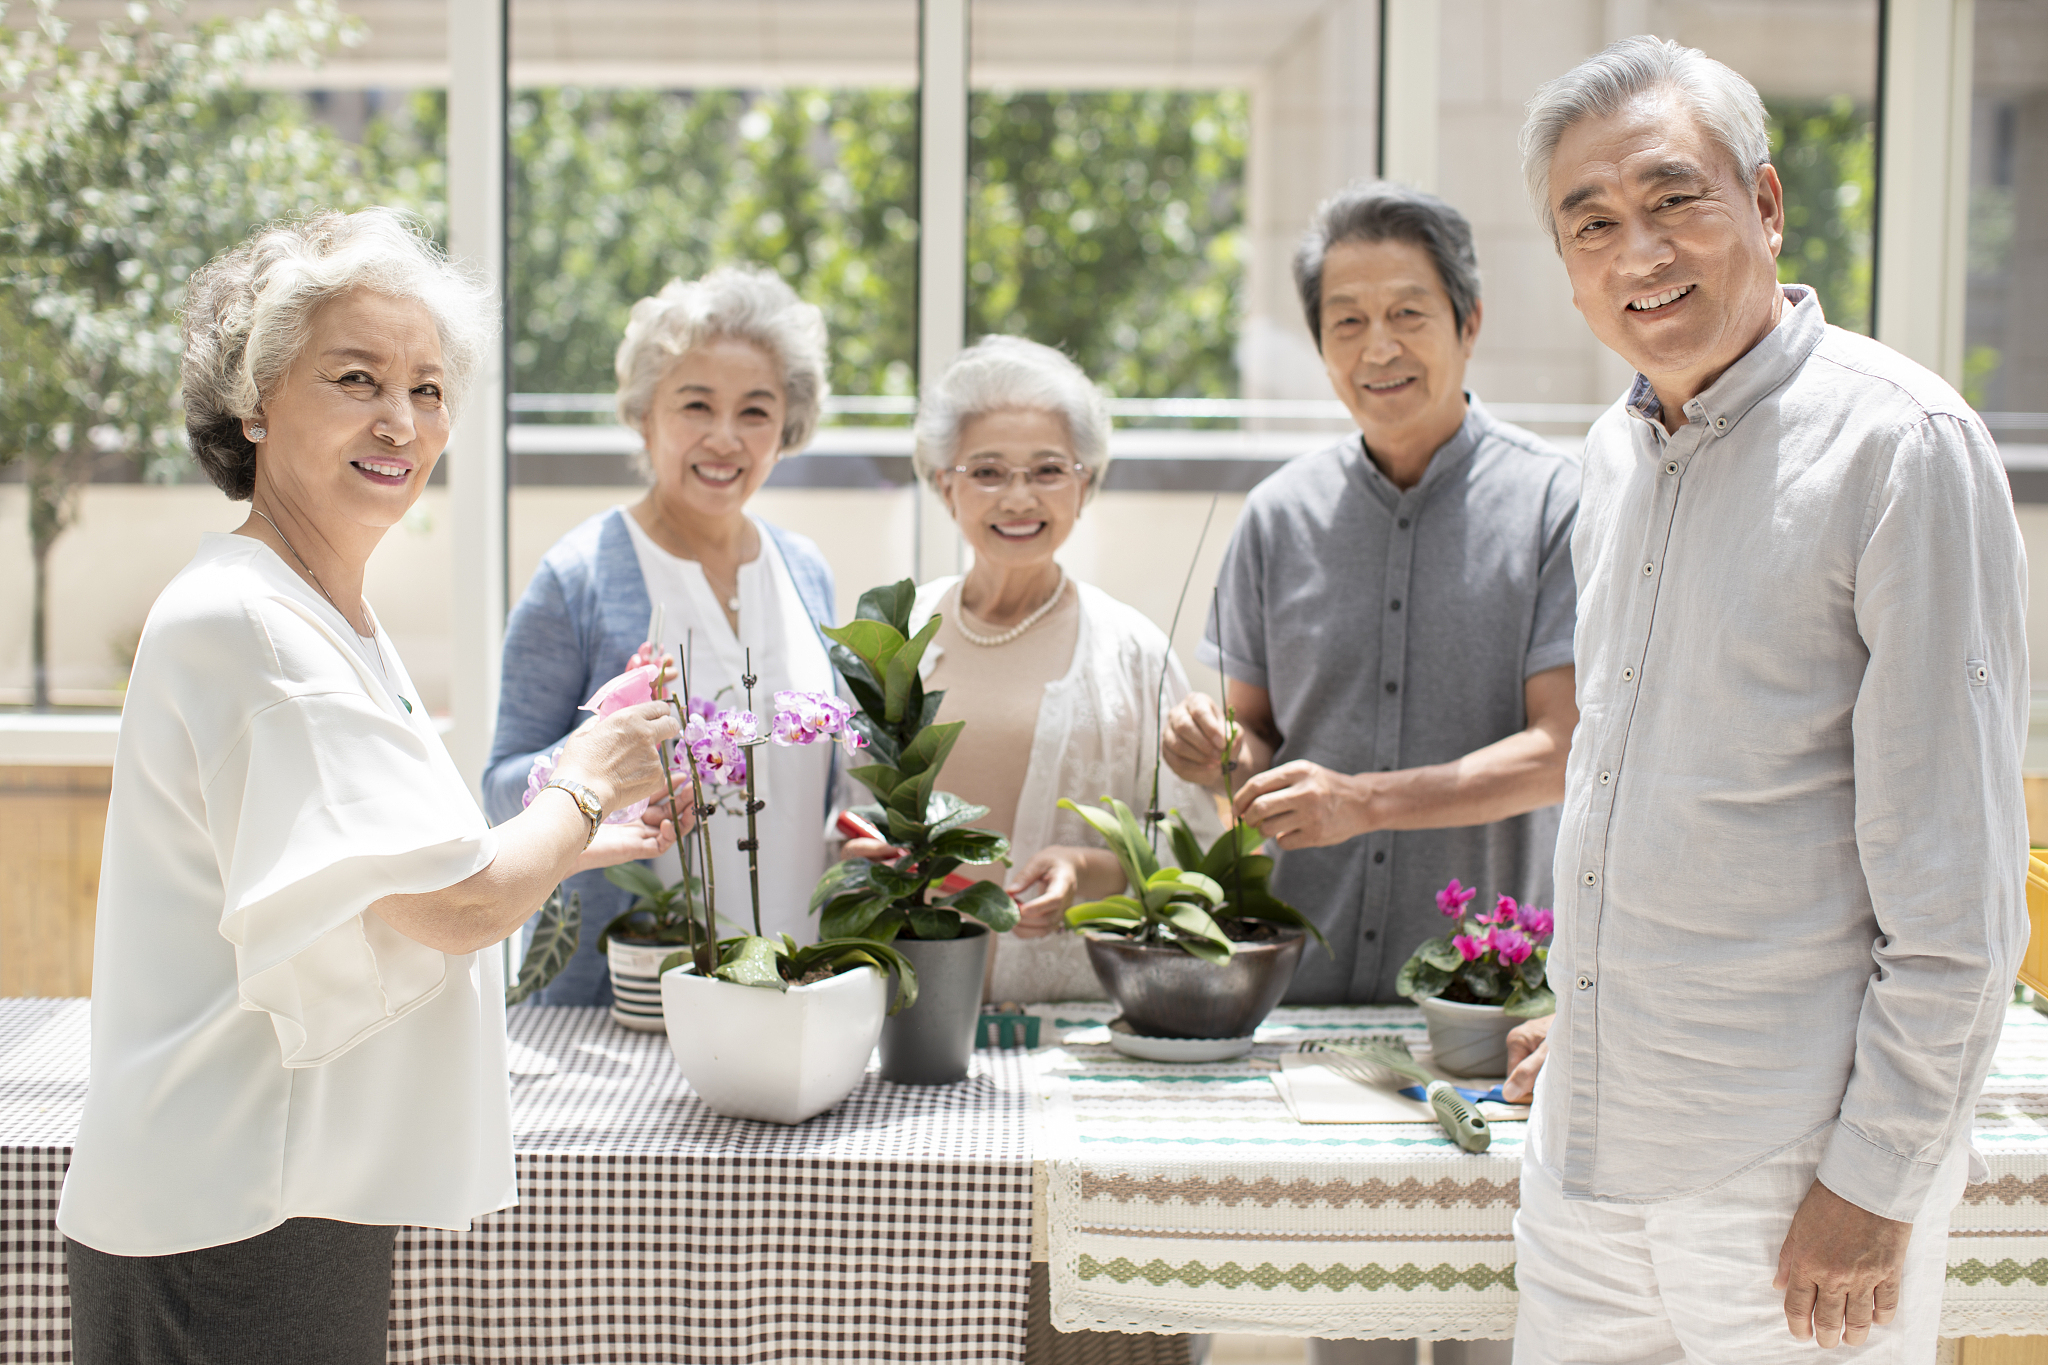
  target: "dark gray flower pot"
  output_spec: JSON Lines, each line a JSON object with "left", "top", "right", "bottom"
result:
{"left": 1083, "top": 926, "right": 1306, "bottom": 1039}
{"left": 877, "top": 921, "right": 992, "bottom": 1086}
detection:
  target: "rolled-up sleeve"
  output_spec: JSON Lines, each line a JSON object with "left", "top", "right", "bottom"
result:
{"left": 210, "top": 690, "right": 498, "bottom": 1068}
{"left": 1820, "top": 415, "right": 2030, "bottom": 1219}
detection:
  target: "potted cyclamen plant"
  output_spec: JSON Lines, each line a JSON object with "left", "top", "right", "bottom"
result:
{"left": 520, "top": 652, "right": 916, "bottom": 1125}
{"left": 1395, "top": 878, "right": 1556, "bottom": 1077}
{"left": 808, "top": 580, "right": 1021, "bottom": 1085}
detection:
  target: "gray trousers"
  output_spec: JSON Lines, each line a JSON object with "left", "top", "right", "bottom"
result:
{"left": 65, "top": 1217, "right": 395, "bottom": 1365}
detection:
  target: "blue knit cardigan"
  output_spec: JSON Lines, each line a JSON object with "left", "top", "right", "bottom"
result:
{"left": 482, "top": 506, "right": 837, "bottom": 1006}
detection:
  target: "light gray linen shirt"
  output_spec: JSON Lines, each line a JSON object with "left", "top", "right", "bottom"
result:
{"left": 1200, "top": 397, "right": 1579, "bottom": 1002}
{"left": 1540, "top": 285, "right": 2029, "bottom": 1222}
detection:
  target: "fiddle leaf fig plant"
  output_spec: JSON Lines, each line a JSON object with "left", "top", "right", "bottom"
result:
{"left": 812, "top": 580, "right": 1021, "bottom": 942}
{"left": 1060, "top": 796, "right": 1328, "bottom": 961}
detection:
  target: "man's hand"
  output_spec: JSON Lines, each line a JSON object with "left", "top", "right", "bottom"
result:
{"left": 1162, "top": 692, "right": 1239, "bottom": 790}
{"left": 1501, "top": 1014, "right": 1551, "bottom": 1103}
{"left": 1232, "top": 760, "right": 1370, "bottom": 849}
{"left": 1773, "top": 1181, "right": 1914, "bottom": 1348}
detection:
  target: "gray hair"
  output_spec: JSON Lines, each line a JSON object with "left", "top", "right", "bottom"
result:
{"left": 1293, "top": 182, "right": 1482, "bottom": 346}
{"left": 614, "top": 266, "right": 828, "bottom": 454}
{"left": 181, "top": 207, "right": 495, "bottom": 501}
{"left": 912, "top": 336, "right": 1112, "bottom": 501}
{"left": 1520, "top": 36, "right": 1772, "bottom": 247}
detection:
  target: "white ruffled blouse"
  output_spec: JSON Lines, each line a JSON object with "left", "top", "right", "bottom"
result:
{"left": 58, "top": 533, "right": 513, "bottom": 1256}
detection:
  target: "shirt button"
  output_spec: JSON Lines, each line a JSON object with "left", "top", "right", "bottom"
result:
{"left": 1621, "top": 666, "right": 1635, "bottom": 682}
{"left": 1576, "top": 974, "right": 1593, "bottom": 991}
{"left": 1598, "top": 770, "right": 1612, "bottom": 785}
{"left": 1663, "top": 461, "right": 1679, "bottom": 476}
{"left": 1582, "top": 871, "right": 1598, "bottom": 886}
{"left": 1642, "top": 563, "right": 1655, "bottom": 577}
{"left": 1385, "top": 680, "right": 1398, "bottom": 694}
{"left": 1976, "top": 665, "right": 1989, "bottom": 682}
{"left": 1397, "top": 517, "right": 1411, "bottom": 530}
{"left": 1365, "top": 929, "right": 1379, "bottom": 943}
{"left": 1390, "top": 599, "right": 1402, "bottom": 611}
{"left": 1713, "top": 416, "right": 1728, "bottom": 431}
{"left": 1373, "top": 850, "right": 1386, "bottom": 864}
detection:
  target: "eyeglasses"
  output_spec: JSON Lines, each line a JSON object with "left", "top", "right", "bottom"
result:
{"left": 949, "top": 458, "right": 1090, "bottom": 493}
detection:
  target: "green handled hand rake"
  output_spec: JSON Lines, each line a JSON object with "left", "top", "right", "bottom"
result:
{"left": 1299, "top": 1038, "right": 1492, "bottom": 1153}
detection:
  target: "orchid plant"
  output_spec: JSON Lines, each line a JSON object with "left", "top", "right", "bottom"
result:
{"left": 510, "top": 646, "right": 917, "bottom": 1014}
{"left": 1395, "top": 878, "right": 1557, "bottom": 1018}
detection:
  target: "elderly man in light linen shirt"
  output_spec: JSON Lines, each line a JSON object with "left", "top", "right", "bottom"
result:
{"left": 1501, "top": 36, "right": 2029, "bottom": 1363}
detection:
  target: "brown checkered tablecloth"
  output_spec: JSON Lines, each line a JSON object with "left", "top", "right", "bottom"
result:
{"left": 0, "top": 999, "right": 1033, "bottom": 1364}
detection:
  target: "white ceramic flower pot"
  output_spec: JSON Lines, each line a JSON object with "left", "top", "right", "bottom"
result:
{"left": 659, "top": 963, "right": 887, "bottom": 1124}
{"left": 1419, "top": 995, "right": 1517, "bottom": 1077}
{"left": 607, "top": 938, "right": 676, "bottom": 1032}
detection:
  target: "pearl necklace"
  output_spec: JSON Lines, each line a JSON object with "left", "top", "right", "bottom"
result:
{"left": 953, "top": 569, "right": 1068, "bottom": 648}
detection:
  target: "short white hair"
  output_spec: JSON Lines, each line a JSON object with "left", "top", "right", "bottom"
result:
{"left": 912, "top": 336, "right": 1111, "bottom": 500}
{"left": 613, "top": 266, "right": 828, "bottom": 454}
{"left": 181, "top": 207, "right": 495, "bottom": 500}
{"left": 1520, "top": 35, "right": 1772, "bottom": 247}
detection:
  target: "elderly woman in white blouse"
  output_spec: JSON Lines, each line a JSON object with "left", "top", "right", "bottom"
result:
{"left": 845, "top": 337, "right": 1221, "bottom": 1002}
{"left": 56, "top": 209, "right": 682, "bottom": 1365}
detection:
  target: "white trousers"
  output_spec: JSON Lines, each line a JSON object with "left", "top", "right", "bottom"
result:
{"left": 1513, "top": 1122, "right": 1969, "bottom": 1364}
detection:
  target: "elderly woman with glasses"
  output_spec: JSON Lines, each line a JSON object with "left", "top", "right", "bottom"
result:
{"left": 56, "top": 209, "right": 681, "bottom": 1365}
{"left": 843, "top": 336, "right": 1221, "bottom": 1002}
{"left": 484, "top": 266, "right": 840, "bottom": 1007}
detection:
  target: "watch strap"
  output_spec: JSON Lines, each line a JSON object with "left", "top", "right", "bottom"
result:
{"left": 543, "top": 778, "right": 604, "bottom": 847}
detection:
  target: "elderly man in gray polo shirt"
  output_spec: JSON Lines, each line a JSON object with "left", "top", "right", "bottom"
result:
{"left": 1506, "top": 38, "right": 2028, "bottom": 1362}
{"left": 1163, "top": 182, "right": 1581, "bottom": 1012}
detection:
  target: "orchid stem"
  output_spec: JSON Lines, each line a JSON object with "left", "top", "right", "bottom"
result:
{"left": 740, "top": 648, "right": 764, "bottom": 938}
{"left": 673, "top": 630, "right": 718, "bottom": 974}
{"left": 1211, "top": 589, "right": 1244, "bottom": 917}
{"left": 1146, "top": 492, "right": 1219, "bottom": 852}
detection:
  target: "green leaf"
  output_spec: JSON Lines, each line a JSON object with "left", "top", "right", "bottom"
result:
{"left": 1066, "top": 895, "right": 1145, "bottom": 928}
{"left": 809, "top": 858, "right": 875, "bottom": 913}
{"left": 798, "top": 937, "right": 920, "bottom": 1013}
{"left": 1176, "top": 933, "right": 1235, "bottom": 964}
{"left": 604, "top": 862, "right": 666, "bottom": 899}
{"left": 659, "top": 950, "right": 692, "bottom": 976}
{"left": 849, "top": 762, "right": 906, "bottom": 802}
{"left": 883, "top": 614, "right": 943, "bottom": 724}
{"left": 1418, "top": 937, "right": 1465, "bottom": 972}
{"left": 1110, "top": 797, "right": 1160, "bottom": 883}
{"left": 907, "top": 905, "right": 963, "bottom": 940}
{"left": 1396, "top": 956, "right": 1451, "bottom": 1001}
{"left": 927, "top": 826, "right": 1009, "bottom": 867}
{"left": 817, "top": 891, "right": 892, "bottom": 939}
{"left": 506, "top": 889, "right": 581, "bottom": 1006}
{"left": 1165, "top": 814, "right": 1205, "bottom": 873}
{"left": 1156, "top": 868, "right": 1224, "bottom": 905}
{"left": 713, "top": 935, "right": 789, "bottom": 991}
{"left": 899, "top": 718, "right": 964, "bottom": 779}
{"left": 917, "top": 689, "right": 947, "bottom": 729}
{"left": 936, "top": 878, "right": 1019, "bottom": 932}
{"left": 854, "top": 578, "right": 918, "bottom": 630}
{"left": 1058, "top": 797, "right": 1150, "bottom": 894}
{"left": 924, "top": 791, "right": 991, "bottom": 838}
{"left": 1503, "top": 984, "right": 1557, "bottom": 1019}
{"left": 821, "top": 617, "right": 907, "bottom": 675}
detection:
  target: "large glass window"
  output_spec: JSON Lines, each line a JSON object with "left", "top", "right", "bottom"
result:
{"left": 1965, "top": 0, "right": 2048, "bottom": 422}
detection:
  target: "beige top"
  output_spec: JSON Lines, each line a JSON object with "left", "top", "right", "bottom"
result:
{"left": 925, "top": 577, "right": 1082, "bottom": 857}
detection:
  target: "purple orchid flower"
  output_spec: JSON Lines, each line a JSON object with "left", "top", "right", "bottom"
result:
{"left": 770, "top": 689, "right": 867, "bottom": 754}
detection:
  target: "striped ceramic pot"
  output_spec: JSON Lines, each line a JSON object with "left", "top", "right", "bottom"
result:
{"left": 606, "top": 937, "right": 676, "bottom": 1032}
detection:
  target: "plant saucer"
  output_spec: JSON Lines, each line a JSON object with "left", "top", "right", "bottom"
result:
{"left": 1105, "top": 1016, "right": 1256, "bottom": 1063}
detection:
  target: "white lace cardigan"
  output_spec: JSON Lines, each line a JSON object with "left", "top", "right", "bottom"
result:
{"left": 906, "top": 577, "right": 1227, "bottom": 1002}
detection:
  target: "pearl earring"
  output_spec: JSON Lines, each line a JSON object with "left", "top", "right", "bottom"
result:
{"left": 248, "top": 426, "right": 267, "bottom": 441}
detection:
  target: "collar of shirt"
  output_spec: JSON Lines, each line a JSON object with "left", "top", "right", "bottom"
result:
{"left": 1623, "top": 285, "right": 1827, "bottom": 447}
{"left": 1349, "top": 392, "right": 1496, "bottom": 508}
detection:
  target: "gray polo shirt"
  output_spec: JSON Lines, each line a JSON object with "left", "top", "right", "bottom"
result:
{"left": 1198, "top": 396, "right": 1579, "bottom": 1003}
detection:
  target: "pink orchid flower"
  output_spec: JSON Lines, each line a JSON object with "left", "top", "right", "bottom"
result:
{"left": 770, "top": 690, "right": 866, "bottom": 754}
{"left": 1436, "top": 878, "right": 1478, "bottom": 918}
{"left": 1488, "top": 926, "right": 1534, "bottom": 966}
{"left": 580, "top": 663, "right": 661, "bottom": 718}
{"left": 1515, "top": 904, "right": 1555, "bottom": 937}
{"left": 1453, "top": 933, "right": 1487, "bottom": 962}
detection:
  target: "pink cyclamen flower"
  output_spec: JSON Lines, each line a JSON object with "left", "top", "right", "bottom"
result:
{"left": 1488, "top": 926, "right": 1534, "bottom": 966}
{"left": 1515, "top": 904, "right": 1555, "bottom": 938}
{"left": 1492, "top": 894, "right": 1520, "bottom": 925}
{"left": 1452, "top": 933, "right": 1488, "bottom": 962}
{"left": 1436, "top": 878, "right": 1478, "bottom": 918}
{"left": 581, "top": 664, "right": 661, "bottom": 718}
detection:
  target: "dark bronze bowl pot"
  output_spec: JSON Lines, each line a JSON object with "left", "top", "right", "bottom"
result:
{"left": 1082, "top": 926, "right": 1306, "bottom": 1039}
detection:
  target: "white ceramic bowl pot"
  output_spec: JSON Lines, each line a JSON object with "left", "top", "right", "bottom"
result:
{"left": 1418, "top": 996, "right": 1521, "bottom": 1077}
{"left": 659, "top": 962, "right": 888, "bottom": 1124}
{"left": 606, "top": 937, "right": 678, "bottom": 1032}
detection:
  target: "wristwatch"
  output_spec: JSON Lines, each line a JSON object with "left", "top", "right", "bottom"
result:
{"left": 543, "top": 778, "right": 605, "bottom": 847}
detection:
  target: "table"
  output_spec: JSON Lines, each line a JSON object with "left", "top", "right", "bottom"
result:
{"left": 0, "top": 1000, "right": 1034, "bottom": 1364}
{"left": 1029, "top": 1001, "right": 2048, "bottom": 1343}
{"left": 7, "top": 998, "right": 2048, "bottom": 1361}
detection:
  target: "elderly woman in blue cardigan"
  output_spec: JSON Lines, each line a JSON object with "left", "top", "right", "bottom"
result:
{"left": 484, "top": 267, "right": 837, "bottom": 1006}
